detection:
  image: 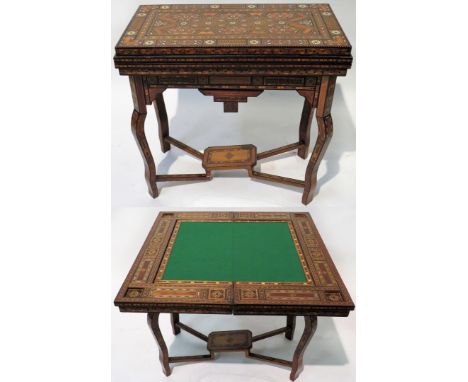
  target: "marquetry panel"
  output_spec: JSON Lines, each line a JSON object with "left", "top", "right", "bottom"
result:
{"left": 114, "top": 4, "right": 352, "bottom": 77}
{"left": 124, "top": 281, "right": 233, "bottom": 305}
{"left": 117, "top": 4, "right": 350, "bottom": 49}
{"left": 203, "top": 145, "right": 257, "bottom": 171}
{"left": 233, "top": 212, "right": 292, "bottom": 220}
{"left": 143, "top": 75, "right": 320, "bottom": 90}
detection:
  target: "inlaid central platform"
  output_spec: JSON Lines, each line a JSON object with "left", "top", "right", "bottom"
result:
{"left": 202, "top": 144, "right": 257, "bottom": 176}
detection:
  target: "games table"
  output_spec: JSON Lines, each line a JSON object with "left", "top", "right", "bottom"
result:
{"left": 115, "top": 212, "right": 354, "bottom": 380}
{"left": 114, "top": 3, "right": 353, "bottom": 204}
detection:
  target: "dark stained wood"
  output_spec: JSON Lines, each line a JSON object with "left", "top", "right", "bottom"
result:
{"left": 115, "top": 212, "right": 354, "bottom": 316}
{"left": 117, "top": 212, "right": 353, "bottom": 380}
{"left": 116, "top": 4, "right": 351, "bottom": 204}
{"left": 199, "top": 89, "right": 263, "bottom": 113}
{"left": 129, "top": 75, "right": 146, "bottom": 113}
{"left": 207, "top": 330, "right": 252, "bottom": 352}
{"left": 169, "top": 354, "right": 214, "bottom": 363}
{"left": 115, "top": 4, "right": 352, "bottom": 76}
{"left": 130, "top": 76, "right": 158, "bottom": 198}
{"left": 124, "top": 75, "right": 337, "bottom": 202}
{"left": 147, "top": 313, "right": 171, "bottom": 376}
{"left": 170, "top": 313, "right": 180, "bottom": 335}
{"left": 145, "top": 75, "right": 321, "bottom": 90}
{"left": 146, "top": 314, "right": 318, "bottom": 380}
{"left": 153, "top": 91, "right": 170, "bottom": 153}
{"left": 247, "top": 352, "right": 292, "bottom": 367}
{"left": 297, "top": 93, "right": 316, "bottom": 159}
{"left": 290, "top": 316, "right": 317, "bottom": 381}
{"left": 176, "top": 322, "right": 208, "bottom": 342}
{"left": 224, "top": 101, "right": 238, "bottom": 113}
{"left": 155, "top": 174, "right": 210, "bottom": 182}
{"left": 257, "top": 142, "right": 301, "bottom": 160}
{"left": 252, "top": 327, "right": 287, "bottom": 342}
{"left": 251, "top": 170, "right": 305, "bottom": 188}
{"left": 302, "top": 76, "right": 336, "bottom": 204}
{"left": 149, "top": 314, "right": 213, "bottom": 367}
{"left": 286, "top": 315, "right": 296, "bottom": 340}
{"left": 164, "top": 136, "right": 203, "bottom": 160}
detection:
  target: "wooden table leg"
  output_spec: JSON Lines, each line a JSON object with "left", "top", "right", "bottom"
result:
{"left": 290, "top": 316, "right": 317, "bottom": 381}
{"left": 171, "top": 313, "right": 180, "bottom": 335}
{"left": 153, "top": 91, "right": 170, "bottom": 153}
{"left": 285, "top": 315, "right": 296, "bottom": 340}
{"left": 147, "top": 312, "right": 171, "bottom": 376}
{"left": 129, "top": 76, "right": 158, "bottom": 198}
{"left": 297, "top": 93, "right": 315, "bottom": 159}
{"left": 302, "top": 76, "right": 336, "bottom": 205}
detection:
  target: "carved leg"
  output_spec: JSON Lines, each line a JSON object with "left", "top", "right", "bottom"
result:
{"left": 302, "top": 115, "right": 333, "bottom": 204}
{"left": 302, "top": 76, "right": 336, "bottom": 205}
{"left": 171, "top": 313, "right": 180, "bottom": 335}
{"left": 285, "top": 315, "right": 296, "bottom": 340}
{"left": 129, "top": 76, "right": 158, "bottom": 198}
{"left": 153, "top": 92, "right": 170, "bottom": 153}
{"left": 131, "top": 110, "right": 158, "bottom": 198}
{"left": 290, "top": 316, "right": 317, "bottom": 381}
{"left": 297, "top": 97, "right": 315, "bottom": 159}
{"left": 147, "top": 313, "right": 171, "bottom": 376}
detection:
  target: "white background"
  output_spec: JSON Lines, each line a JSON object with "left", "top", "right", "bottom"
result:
{"left": 2, "top": 1, "right": 468, "bottom": 382}
{"left": 112, "top": 1, "right": 355, "bottom": 381}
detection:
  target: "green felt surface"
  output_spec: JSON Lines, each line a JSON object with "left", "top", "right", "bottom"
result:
{"left": 162, "top": 222, "right": 306, "bottom": 282}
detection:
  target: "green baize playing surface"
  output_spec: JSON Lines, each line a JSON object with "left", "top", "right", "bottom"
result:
{"left": 162, "top": 222, "right": 307, "bottom": 282}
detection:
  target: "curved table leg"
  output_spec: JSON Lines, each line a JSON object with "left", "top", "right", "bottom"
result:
{"left": 153, "top": 92, "right": 170, "bottom": 153}
{"left": 297, "top": 95, "right": 315, "bottom": 159}
{"left": 302, "top": 115, "right": 333, "bottom": 205}
{"left": 290, "top": 316, "right": 318, "bottom": 381}
{"left": 302, "top": 76, "right": 336, "bottom": 205}
{"left": 131, "top": 110, "right": 158, "bottom": 198}
{"left": 129, "top": 76, "right": 158, "bottom": 198}
{"left": 147, "top": 313, "right": 171, "bottom": 376}
{"left": 285, "top": 315, "right": 296, "bottom": 340}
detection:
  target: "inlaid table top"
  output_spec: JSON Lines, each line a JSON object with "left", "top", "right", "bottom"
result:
{"left": 115, "top": 212, "right": 354, "bottom": 316}
{"left": 117, "top": 3, "right": 350, "bottom": 50}
{"left": 114, "top": 3, "right": 353, "bottom": 76}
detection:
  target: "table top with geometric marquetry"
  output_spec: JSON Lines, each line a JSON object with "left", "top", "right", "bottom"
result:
{"left": 114, "top": 3, "right": 352, "bottom": 78}
{"left": 117, "top": 3, "right": 350, "bottom": 50}
{"left": 115, "top": 212, "right": 354, "bottom": 316}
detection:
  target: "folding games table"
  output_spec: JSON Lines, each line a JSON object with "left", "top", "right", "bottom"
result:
{"left": 115, "top": 212, "right": 354, "bottom": 380}
{"left": 114, "top": 3, "right": 353, "bottom": 204}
